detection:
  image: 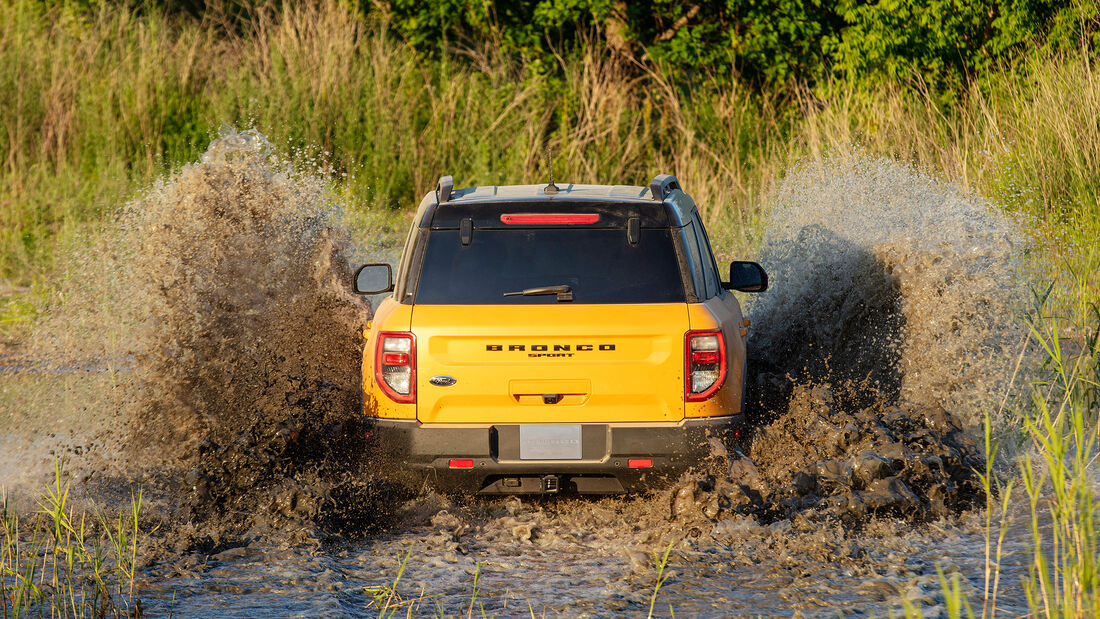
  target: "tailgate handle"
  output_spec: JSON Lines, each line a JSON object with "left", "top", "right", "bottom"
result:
{"left": 509, "top": 380, "right": 590, "bottom": 396}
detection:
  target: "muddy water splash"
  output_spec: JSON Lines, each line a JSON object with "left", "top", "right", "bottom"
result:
{"left": 13, "top": 130, "right": 391, "bottom": 542}
{"left": 690, "top": 152, "right": 1028, "bottom": 527}
{"left": 748, "top": 153, "right": 1023, "bottom": 420}
{"left": 2, "top": 144, "right": 1041, "bottom": 614}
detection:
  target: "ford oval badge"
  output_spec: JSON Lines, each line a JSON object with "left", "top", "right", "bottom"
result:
{"left": 429, "top": 375, "right": 457, "bottom": 387}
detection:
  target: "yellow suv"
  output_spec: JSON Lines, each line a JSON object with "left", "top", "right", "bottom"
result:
{"left": 354, "top": 174, "right": 767, "bottom": 494}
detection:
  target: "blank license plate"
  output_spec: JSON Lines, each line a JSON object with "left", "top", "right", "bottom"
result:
{"left": 519, "top": 424, "right": 582, "bottom": 460}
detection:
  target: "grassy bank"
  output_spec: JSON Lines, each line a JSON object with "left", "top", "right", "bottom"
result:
{"left": 2, "top": 0, "right": 1099, "bottom": 289}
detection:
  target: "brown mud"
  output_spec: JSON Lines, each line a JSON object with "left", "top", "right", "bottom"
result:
{"left": 8, "top": 130, "right": 401, "bottom": 548}
{"left": 1, "top": 135, "right": 1034, "bottom": 615}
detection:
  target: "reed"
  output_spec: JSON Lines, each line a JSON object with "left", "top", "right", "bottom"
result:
{"left": 0, "top": 460, "right": 143, "bottom": 618}
{"left": 1016, "top": 262, "right": 1100, "bottom": 618}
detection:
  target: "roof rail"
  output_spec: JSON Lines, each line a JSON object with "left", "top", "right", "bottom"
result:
{"left": 649, "top": 174, "right": 681, "bottom": 201}
{"left": 436, "top": 175, "right": 454, "bottom": 203}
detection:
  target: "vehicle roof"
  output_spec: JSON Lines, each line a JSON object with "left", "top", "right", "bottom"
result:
{"left": 413, "top": 180, "right": 698, "bottom": 229}
{"left": 446, "top": 183, "right": 656, "bottom": 203}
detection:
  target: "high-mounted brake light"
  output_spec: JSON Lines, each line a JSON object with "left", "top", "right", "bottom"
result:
{"left": 375, "top": 331, "right": 415, "bottom": 404}
{"left": 685, "top": 330, "right": 726, "bottom": 402}
{"left": 500, "top": 213, "right": 600, "bottom": 225}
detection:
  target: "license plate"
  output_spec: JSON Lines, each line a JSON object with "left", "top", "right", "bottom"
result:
{"left": 519, "top": 424, "right": 582, "bottom": 460}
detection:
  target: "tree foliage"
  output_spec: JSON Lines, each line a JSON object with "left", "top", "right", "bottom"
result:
{"left": 379, "top": 0, "right": 1098, "bottom": 93}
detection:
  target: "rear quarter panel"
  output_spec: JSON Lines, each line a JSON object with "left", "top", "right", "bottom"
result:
{"left": 363, "top": 296, "right": 415, "bottom": 418}
{"left": 686, "top": 293, "right": 747, "bottom": 417}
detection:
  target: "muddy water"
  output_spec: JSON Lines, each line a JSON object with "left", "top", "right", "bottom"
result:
{"left": 1, "top": 135, "right": 1038, "bottom": 616}
{"left": 135, "top": 499, "right": 1034, "bottom": 618}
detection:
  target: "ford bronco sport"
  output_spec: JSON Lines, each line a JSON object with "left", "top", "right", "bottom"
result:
{"left": 354, "top": 174, "right": 767, "bottom": 494}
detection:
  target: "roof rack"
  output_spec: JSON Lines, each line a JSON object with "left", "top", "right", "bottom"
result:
{"left": 436, "top": 175, "right": 454, "bottom": 203}
{"left": 649, "top": 174, "right": 681, "bottom": 201}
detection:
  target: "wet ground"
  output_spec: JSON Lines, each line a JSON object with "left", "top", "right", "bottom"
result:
{"left": 135, "top": 495, "right": 1033, "bottom": 618}
{"left": 0, "top": 365, "right": 1032, "bottom": 617}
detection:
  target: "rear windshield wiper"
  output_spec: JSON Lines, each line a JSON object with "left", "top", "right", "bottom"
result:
{"left": 503, "top": 285, "right": 574, "bottom": 302}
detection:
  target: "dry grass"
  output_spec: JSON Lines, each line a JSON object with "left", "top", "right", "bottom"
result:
{"left": 2, "top": 6, "right": 1100, "bottom": 613}
{"left": 3, "top": 0, "right": 1098, "bottom": 289}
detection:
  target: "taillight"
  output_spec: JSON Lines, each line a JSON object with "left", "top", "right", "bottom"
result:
{"left": 685, "top": 330, "right": 726, "bottom": 402}
{"left": 375, "top": 331, "right": 415, "bottom": 403}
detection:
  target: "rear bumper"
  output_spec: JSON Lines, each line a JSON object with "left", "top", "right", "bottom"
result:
{"left": 364, "top": 415, "right": 742, "bottom": 494}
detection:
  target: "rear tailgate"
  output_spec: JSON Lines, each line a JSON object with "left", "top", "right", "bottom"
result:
{"left": 412, "top": 304, "right": 689, "bottom": 423}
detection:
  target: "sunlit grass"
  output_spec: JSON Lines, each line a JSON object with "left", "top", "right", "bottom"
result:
{"left": 4, "top": 2, "right": 1100, "bottom": 617}
{"left": 2, "top": 0, "right": 1099, "bottom": 289}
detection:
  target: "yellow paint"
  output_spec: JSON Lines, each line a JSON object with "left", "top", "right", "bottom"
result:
{"left": 362, "top": 295, "right": 749, "bottom": 423}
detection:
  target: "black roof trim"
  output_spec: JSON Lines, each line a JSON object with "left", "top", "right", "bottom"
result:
{"left": 649, "top": 174, "right": 681, "bottom": 201}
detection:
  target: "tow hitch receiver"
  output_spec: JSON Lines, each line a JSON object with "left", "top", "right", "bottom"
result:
{"left": 541, "top": 475, "right": 560, "bottom": 493}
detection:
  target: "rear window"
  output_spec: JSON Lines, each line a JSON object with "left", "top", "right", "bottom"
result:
{"left": 414, "top": 228, "right": 686, "bottom": 304}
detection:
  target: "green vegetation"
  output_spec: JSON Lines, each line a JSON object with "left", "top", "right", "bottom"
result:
{"left": 911, "top": 252, "right": 1099, "bottom": 618}
{"left": 381, "top": 0, "right": 1096, "bottom": 95}
{"left": 3, "top": 1, "right": 1100, "bottom": 616}
{"left": 1016, "top": 257, "right": 1100, "bottom": 618}
{"left": 647, "top": 541, "right": 675, "bottom": 619}
{"left": 1, "top": 461, "right": 144, "bottom": 618}
{"left": 2, "top": 0, "right": 1099, "bottom": 291}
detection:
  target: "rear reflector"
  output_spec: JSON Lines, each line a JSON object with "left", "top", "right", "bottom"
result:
{"left": 448, "top": 459, "right": 474, "bottom": 469}
{"left": 500, "top": 213, "right": 600, "bottom": 225}
{"left": 691, "top": 350, "right": 720, "bottom": 365}
{"left": 628, "top": 458, "right": 653, "bottom": 468}
{"left": 381, "top": 352, "right": 409, "bottom": 366}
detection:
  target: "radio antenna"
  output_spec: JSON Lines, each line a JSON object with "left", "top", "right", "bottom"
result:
{"left": 544, "top": 145, "right": 559, "bottom": 195}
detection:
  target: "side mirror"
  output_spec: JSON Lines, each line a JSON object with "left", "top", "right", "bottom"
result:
{"left": 354, "top": 263, "right": 393, "bottom": 294}
{"left": 723, "top": 261, "right": 768, "bottom": 292}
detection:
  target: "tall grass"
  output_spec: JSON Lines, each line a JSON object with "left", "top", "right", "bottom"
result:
{"left": 1, "top": 460, "right": 143, "bottom": 618}
{"left": 2, "top": 0, "right": 1098, "bottom": 290}
{"left": 796, "top": 52, "right": 1100, "bottom": 247}
{"left": 1017, "top": 256, "right": 1100, "bottom": 618}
